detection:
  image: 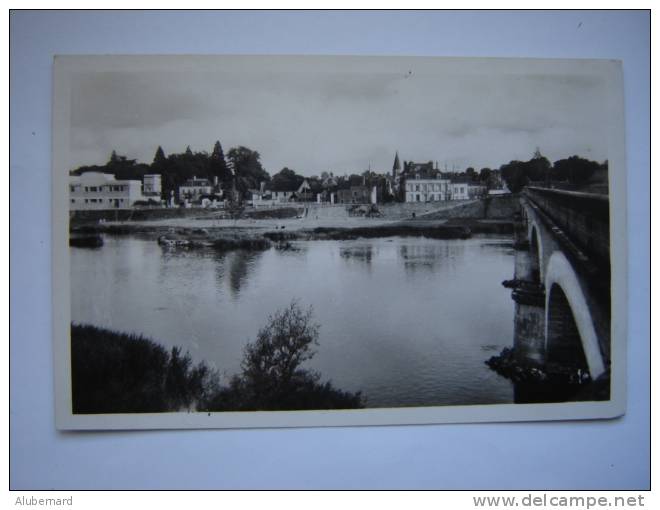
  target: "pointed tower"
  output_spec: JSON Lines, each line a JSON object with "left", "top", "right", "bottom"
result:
{"left": 392, "top": 151, "right": 401, "bottom": 178}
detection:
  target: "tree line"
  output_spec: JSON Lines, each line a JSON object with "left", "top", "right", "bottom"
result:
{"left": 71, "top": 142, "right": 270, "bottom": 200}
{"left": 71, "top": 142, "right": 608, "bottom": 200}
{"left": 499, "top": 150, "right": 608, "bottom": 193}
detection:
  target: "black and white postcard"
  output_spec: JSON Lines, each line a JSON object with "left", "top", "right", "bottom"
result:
{"left": 52, "top": 55, "right": 627, "bottom": 429}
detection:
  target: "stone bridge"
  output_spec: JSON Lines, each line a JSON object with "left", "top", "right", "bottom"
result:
{"left": 508, "top": 186, "right": 610, "bottom": 386}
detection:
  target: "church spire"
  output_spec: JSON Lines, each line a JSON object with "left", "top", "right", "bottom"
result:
{"left": 392, "top": 151, "right": 401, "bottom": 177}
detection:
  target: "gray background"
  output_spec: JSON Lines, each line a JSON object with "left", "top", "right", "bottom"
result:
{"left": 10, "top": 10, "right": 650, "bottom": 489}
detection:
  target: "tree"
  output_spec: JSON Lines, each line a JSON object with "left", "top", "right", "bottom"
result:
{"left": 211, "top": 301, "right": 364, "bottom": 411}
{"left": 210, "top": 141, "right": 230, "bottom": 183}
{"left": 226, "top": 146, "right": 270, "bottom": 191}
{"left": 552, "top": 156, "right": 600, "bottom": 185}
{"left": 153, "top": 146, "right": 166, "bottom": 165}
{"left": 500, "top": 160, "right": 528, "bottom": 193}
{"left": 479, "top": 167, "right": 492, "bottom": 183}
{"left": 527, "top": 150, "right": 551, "bottom": 182}
{"left": 271, "top": 167, "right": 304, "bottom": 191}
{"left": 241, "top": 301, "right": 320, "bottom": 392}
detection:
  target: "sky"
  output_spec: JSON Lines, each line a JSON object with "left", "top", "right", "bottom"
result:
{"left": 68, "top": 57, "right": 615, "bottom": 177}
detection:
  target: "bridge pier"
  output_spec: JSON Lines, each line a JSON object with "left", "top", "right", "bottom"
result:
{"left": 491, "top": 189, "right": 610, "bottom": 402}
{"left": 507, "top": 217, "right": 547, "bottom": 364}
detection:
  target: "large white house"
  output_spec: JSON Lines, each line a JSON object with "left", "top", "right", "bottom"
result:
{"left": 404, "top": 176, "right": 471, "bottom": 202}
{"left": 69, "top": 172, "right": 147, "bottom": 210}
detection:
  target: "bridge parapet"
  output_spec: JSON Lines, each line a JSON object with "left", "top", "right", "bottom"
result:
{"left": 524, "top": 187, "right": 610, "bottom": 274}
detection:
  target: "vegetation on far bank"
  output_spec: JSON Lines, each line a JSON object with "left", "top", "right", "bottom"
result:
{"left": 71, "top": 302, "right": 364, "bottom": 414}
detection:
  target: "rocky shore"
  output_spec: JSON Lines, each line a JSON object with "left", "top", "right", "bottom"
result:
{"left": 485, "top": 346, "right": 591, "bottom": 385}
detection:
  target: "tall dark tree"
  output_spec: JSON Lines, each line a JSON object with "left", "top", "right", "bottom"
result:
{"left": 479, "top": 167, "right": 492, "bottom": 182}
{"left": 500, "top": 160, "right": 529, "bottom": 193}
{"left": 528, "top": 149, "right": 551, "bottom": 182}
{"left": 153, "top": 146, "right": 166, "bottom": 165}
{"left": 210, "top": 141, "right": 230, "bottom": 184}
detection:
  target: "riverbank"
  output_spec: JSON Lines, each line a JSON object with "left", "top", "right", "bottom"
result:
{"left": 71, "top": 217, "right": 513, "bottom": 245}
{"left": 72, "top": 322, "right": 364, "bottom": 414}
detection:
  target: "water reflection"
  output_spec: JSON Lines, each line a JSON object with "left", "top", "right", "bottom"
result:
{"left": 398, "top": 242, "right": 465, "bottom": 273}
{"left": 339, "top": 245, "right": 374, "bottom": 267}
{"left": 227, "top": 250, "right": 264, "bottom": 297}
{"left": 71, "top": 235, "right": 516, "bottom": 407}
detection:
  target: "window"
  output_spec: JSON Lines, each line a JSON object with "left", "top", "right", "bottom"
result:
{"left": 71, "top": 199, "right": 75, "bottom": 203}
{"left": 70, "top": 185, "right": 75, "bottom": 192}
{"left": 84, "top": 187, "right": 89, "bottom": 192}
{"left": 84, "top": 199, "right": 88, "bottom": 203}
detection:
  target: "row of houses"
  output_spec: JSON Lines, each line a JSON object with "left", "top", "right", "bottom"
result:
{"left": 69, "top": 173, "right": 162, "bottom": 210}
{"left": 70, "top": 172, "right": 223, "bottom": 210}
{"left": 69, "top": 154, "right": 508, "bottom": 211}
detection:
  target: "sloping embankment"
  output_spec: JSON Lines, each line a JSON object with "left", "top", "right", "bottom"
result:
{"left": 418, "top": 194, "right": 520, "bottom": 220}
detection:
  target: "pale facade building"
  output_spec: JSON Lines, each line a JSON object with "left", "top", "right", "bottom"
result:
{"left": 405, "top": 178, "right": 451, "bottom": 202}
{"left": 404, "top": 178, "right": 471, "bottom": 202}
{"left": 143, "top": 174, "right": 162, "bottom": 197}
{"left": 178, "top": 177, "right": 213, "bottom": 203}
{"left": 449, "top": 182, "right": 469, "bottom": 200}
{"left": 69, "top": 172, "right": 146, "bottom": 210}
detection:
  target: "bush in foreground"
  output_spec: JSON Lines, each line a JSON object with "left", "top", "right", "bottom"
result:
{"left": 71, "top": 324, "right": 219, "bottom": 414}
{"left": 71, "top": 303, "right": 364, "bottom": 414}
{"left": 206, "top": 302, "right": 363, "bottom": 411}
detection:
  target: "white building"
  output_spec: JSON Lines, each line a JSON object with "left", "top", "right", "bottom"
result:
{"left": 178, "top": 176, "right": 214, "bottom": 203}
{"left": 69, "top": 172, "right": 146, "bottom": 210}
{"left": 450, "top": 182, "right": 469, "bottom": 200}
{"left": 404, "top": 178, "right": 451, "bottom": 202}
{"left": 143, "top": 174, "right": 162, "bottom": 197}
{"left": 404, "top": 177, "right": 471, "bottom": 202}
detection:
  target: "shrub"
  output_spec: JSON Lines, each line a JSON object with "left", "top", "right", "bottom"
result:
{"left": 205, "top": 301, "right": 364, "bottom": 411}
{"left": 71, "top": 324, "right": 219, "bottom": 414}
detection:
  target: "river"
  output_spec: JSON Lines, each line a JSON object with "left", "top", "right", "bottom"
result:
{"left": 71, "top": 235, "right": 516, "bottom": 408}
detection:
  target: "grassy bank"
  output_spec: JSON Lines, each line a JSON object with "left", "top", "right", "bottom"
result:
{"left": 71, "top": 321, "right": 364, "bottom": 414}
{"left": 71, "top": 324, "right": 218, "bottom": 414}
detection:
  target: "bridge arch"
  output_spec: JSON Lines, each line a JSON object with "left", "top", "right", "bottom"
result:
{"left": 544, "top": 252, "right": 606, "bottom": 378}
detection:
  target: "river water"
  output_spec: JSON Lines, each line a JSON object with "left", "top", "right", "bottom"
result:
{"left": 71, "top": 235, "right": 516, "bottom": 408}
